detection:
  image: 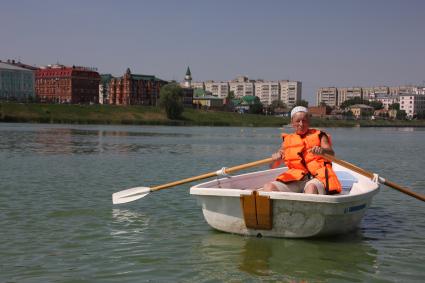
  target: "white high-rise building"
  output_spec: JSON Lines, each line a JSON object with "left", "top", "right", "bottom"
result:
{"left": 192, "top": 82, "right": 205, "bottom": 90}
{"left": 400, "top": 94, "right": 425, "bottom": 118}
{"left": 317, "top": 87, "right": 338, "bottom": 107}
{"left": 280, "top": 80, "right": 302, "bottom": 107}
{"left": 369, "top": 86, "right": 389, "bottom": 100}
{"left": 415, "top": 86, "right": 425, "bottom": 95}
{"left": 375, "top": 96, "right": 399, "bottom": 110}
{"left": 205, "top": 81, "right": 229, "bottom": 98}
{"left": 337, "top": 87, "right": 362, "bottom": 105}
{"left": 254, "top": 80, "right": 279, "bottom": 106}
{"left": 229, "top": 76, "right": 254, "bottom": 98}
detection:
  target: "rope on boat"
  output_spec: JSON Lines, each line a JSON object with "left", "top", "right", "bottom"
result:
{"left": 372, "top": 173, "right": 379, "bottom": 183}
{"left": 216, "top": 167, "right": 229, "bottom": 178}
{"left": 216, "top": 167, "right": 230, "bottom": 188}
{"left": 372, "top": 173, "right": 386, "bottom": 184}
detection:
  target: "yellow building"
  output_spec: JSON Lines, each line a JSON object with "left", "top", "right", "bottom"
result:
{"left": 349, "top": 104, "right": 374, "bottom": 119}
{"left": 193, "top": 88, "right": 223, "bottom": 109}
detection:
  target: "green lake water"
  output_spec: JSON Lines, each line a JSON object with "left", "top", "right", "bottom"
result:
{"left": 0, "top": 123, "right": 424, "bottom": 282}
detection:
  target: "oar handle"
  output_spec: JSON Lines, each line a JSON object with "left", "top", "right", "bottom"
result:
{"left": 225, "top": 157, "right": 274, "bottom": 174}
{"left": 321, "top": 153, "right": 374, "bottom": 179}
{"left": 151, "top": 172, "right": 218, "bottom": 191}
{"left": 151, "top": 157, "right": 274, "bottom": 192}
{"left": 321, "top": 153, "right": 425, "bottom": 202}
{"left": 383, "top": 179, "right": 425, "bottom": 202}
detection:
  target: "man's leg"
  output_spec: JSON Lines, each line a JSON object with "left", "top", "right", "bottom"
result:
{"left": 263, "top": 181, "right": 304, "bottom": 193}
{"left": 303, "top": 178, "right": 326, "bottom": 195}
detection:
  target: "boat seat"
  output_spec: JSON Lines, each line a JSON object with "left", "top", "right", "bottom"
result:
{"left": 335, "top": 170, "right": 358, "bottom": 194}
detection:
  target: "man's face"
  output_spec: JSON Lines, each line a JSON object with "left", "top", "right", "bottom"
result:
{"left": 291, "top": 112, "right": 309, "bottom": 135}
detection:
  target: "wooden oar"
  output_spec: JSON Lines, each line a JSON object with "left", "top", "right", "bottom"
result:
{"left": 112, "top": 157, "right": 273, "bottom": 204}
{"left": 321, "top": 153, "right": 425, "bottom": 202}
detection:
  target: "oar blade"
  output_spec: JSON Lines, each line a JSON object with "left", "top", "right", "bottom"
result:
{"left": 112, "top": 187, "right": 151, "bottom": 204}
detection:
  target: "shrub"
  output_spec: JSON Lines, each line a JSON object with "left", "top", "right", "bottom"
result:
{"left": 159, "top": 83, "right": 184, "bottom": 119}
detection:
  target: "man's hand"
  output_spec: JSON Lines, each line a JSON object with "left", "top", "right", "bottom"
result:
{"left": 272, "top": 151, "right": 283, "bottom": 161}
{"left": 310, "top": 146, "right": 324, "bottom": 155}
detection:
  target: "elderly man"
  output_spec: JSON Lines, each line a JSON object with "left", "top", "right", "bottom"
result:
{"left": 263, "top": 106, "right": 342, "bottom": 194}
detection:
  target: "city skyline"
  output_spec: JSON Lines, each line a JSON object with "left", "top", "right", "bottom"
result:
{"left": 1, "top": 0, "right": 424, "bottom": 104}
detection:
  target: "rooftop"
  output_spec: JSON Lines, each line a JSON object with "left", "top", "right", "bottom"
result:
{"left": 0, "top": 62, "right": 34, "bottom": 72}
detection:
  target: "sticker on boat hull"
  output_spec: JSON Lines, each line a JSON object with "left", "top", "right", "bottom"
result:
{"left": 344, "top": 203, "right": 366, "bottom": 214}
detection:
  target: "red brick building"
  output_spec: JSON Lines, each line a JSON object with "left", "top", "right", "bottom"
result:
{"left": 35, "top": 65, "right": 100, "bottom": 104}
{"left": 109, "top": 68, "right": 167, "bottom": 106}
{"left": 308, "top": 106, "right": 328, "bottom": 117}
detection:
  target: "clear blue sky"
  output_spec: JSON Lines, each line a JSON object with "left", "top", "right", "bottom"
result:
{"left": 1, "top": 0, "right": 424, "bottom": 104}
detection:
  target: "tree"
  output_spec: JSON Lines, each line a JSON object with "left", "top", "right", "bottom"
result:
{"left": 342, "top": 110, "right": 354, "bottom": 119}
{"left": 227, "top": 90, "right": 235, "bottom": 100}
{"left": 248, "top": 97, "right": 263, "bottom": 114}
{"left": 369, "top": 100, "right": 383, "bottom": 110}
{"left": 295, "top": 99, "right": 309, "bottom": 108}
{"left": 415, "top": 110, "right": 425, "bottom": 119}
{"left": 340, "top": 97, "right": 369, "bottom": 109}
{"left": 396, "top": 110, "right": 407, "bottom": 120}
{"left": 388, "top": 103, "right": 400, "bottom": 110}
{"left": 269, "top": 100, "right": 287, "bottom": 114}
{"left": 159, "top": 83, "right": 184, "bottom": 119}
{"left": 319, "top": 102, "right": 332, "bottom": 114}
{"left": 224, "top": 90, "right": 235, "bottom": 111}
{"left": 270, "top": 100, "right": 286, "bottom": 109}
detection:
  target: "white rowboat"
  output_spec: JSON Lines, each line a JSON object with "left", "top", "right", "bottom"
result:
{"left": 190, "top": 163, "right": 380, "bottom": 238}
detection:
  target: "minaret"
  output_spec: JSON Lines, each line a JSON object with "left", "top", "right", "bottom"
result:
{"left": 184, "top": 66, "right": 192, "bottom": 88}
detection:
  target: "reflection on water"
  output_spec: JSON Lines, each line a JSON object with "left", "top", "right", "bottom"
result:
{"left": 110, "top": 208, "right": 150, "bottom": 237}
{"left": 393, "top": 127, "right": 415, "bottom": 132}
{"left": 199, "top": 232, "right": 378, "bottom": 281}
{"left": 0, "top": 127, "right": 195, "bottom": 155}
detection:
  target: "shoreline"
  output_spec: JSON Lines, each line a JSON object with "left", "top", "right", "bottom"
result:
{"left": 1, "top": 102, "right": 425, "bottom": 127}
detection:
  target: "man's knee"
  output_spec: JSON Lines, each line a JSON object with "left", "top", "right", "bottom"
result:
{"left": 304, "top": 183, "right": 319, "bottom": 194}
{"left": 263, "top": 182, "right": 278, "bottom": 192}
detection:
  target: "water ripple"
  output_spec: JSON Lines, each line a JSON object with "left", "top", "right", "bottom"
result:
{"left": 1, "top": 124, "right": 424, "bottom": 282}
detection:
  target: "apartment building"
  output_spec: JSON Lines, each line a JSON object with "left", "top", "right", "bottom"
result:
{"left": 389, "top": 86, "right": 400, "bottom": 96}
{"left": 205, "top": 81, "right": 229, "bottom": 98}
{"left": 317, "top": 87, "right": 338, "bottom": 107}
{"left": 375, "top": 96, "right": 399, "bottom": 110}
{"left": 368, "top": 86, "right": 389, "bottom": 100}
{"left": 36, "top": 64, "right": 100, "bottom": 104}
{"left": 337, "top": 87, "right": 362, "bottom": 106}
{"left": 179, "top": 72, "right": 302, "bottom": 105}
{"left": 192, "top": 82, "right": 205, "bottom": 90}
{"left": 0, "top": 62, "right": 35, "bottom": 101}
{"left": 415, "top": 86, "right": 425, "bottom": 95}
{"left": 399, "top": 85, "right": 416, "bottom": 95}
{"left": 400, "top": 94, "right": 425, "bottom": 118}
{"left": 229, "top": 76, "right": 254, "bottom": 98}
{"left": 254, "top": 80, "right": 279, "bottom": 106}
{"left": 319, "top": 83, "right": 424, "bottom": 109}
{"left": 280, "top": 80, "right": 302, "bottom": 108}
{"left": 362, "top": 87, "right": 373, "bottom": 101}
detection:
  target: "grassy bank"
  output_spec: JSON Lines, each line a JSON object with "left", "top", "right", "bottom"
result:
{"left": 0, "top": 103, "right": 287, "bottom": 127}
{"left": 1, "top": 103, "right": 425, "bottom": 127}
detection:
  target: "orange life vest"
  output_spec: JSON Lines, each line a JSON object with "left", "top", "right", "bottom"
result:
{"left": 276, "top": 129, "right": 342, "bottom": 194}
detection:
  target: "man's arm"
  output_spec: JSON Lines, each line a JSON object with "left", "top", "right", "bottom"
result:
{"left": 310, "top": 134, "right": 335, "bottom": 156}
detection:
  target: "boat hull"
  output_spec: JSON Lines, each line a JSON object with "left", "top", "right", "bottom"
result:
{"left": 190, "top": 165, "right": 379, "bottom": 238}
